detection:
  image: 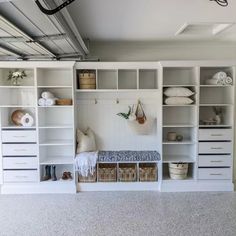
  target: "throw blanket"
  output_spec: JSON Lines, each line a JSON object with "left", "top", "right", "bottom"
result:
{"left": 205, "top": 71, "right": 233, "bottom": 85}
{"left": 75, "top": 152, "right": 98, "bottom": 177}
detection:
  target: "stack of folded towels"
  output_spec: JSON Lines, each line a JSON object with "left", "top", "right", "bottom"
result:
{"left": 164, "top": 87, "right": 194, "bottom": 105}
{"left": 205, "top": 71, "right": 233, "bottom": 85}
{"left": 38, "top": 91, "right": 58, "bottom": 106}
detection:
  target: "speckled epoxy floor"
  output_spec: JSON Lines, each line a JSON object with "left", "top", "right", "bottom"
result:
{"left": 0, "top": 192, "right": 236, "bottom": 236}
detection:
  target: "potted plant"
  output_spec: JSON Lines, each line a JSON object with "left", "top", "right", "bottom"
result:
{"left": 8, "top": 69, "right": 27, "bottom": 86}
{"left": 213, "top": 106, "right": 223, "bottom": 125}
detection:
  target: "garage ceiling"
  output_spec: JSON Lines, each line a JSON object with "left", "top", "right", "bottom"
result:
{"left": 0, "top": 0, "right": 236, "bottom": 60}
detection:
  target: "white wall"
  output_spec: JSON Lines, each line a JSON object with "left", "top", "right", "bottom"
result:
{"left": 89, "top": 40, "right": 236, "bottom": 184}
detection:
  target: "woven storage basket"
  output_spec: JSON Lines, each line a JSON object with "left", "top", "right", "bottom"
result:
{"left": 139, "top": 163, "right": 157, "bottom": 182}
{"left": 79, "top": 71, "right": 96, "bottom": 89}
{"left": 98, "top": 164, "right": 117, "bottom": 182}
{"left": 56, "top": 99, "right": 72, "bottom": 106}
{"left": 168, "top": 163, "right": 188, "bottom": 180}
{"left": 118, "top": 163, "right": 137, "bottom": 182}
{"left": 78, "top": 168, "right": 97, "bottom": 182}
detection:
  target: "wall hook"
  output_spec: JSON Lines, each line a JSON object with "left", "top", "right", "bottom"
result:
{"left": 116, "top": 98, "right": 119, "bottom": 104}
{"left": 95, "top": 98, "right": 98, "bottom": 104}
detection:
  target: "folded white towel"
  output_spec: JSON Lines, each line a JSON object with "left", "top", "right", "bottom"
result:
{"left": 225, "top": 76, "right": 233, "bottom": 85}
{"left": 45, "top": 98, "right": 57, "bottom": 106}
{"left": 75, "top": 151, "right": 98, "bottom": 177}
{"left": 213, "top": 71, "right": 227, "bottom": 80}
{"left": 205, "top": 78, "right": 221, "bottom": 85}
{"left": 41, "top": 91, "right": 54, "bottom": 99}
{"left": 38, "top": 98, "right": 46, "bottom": 106}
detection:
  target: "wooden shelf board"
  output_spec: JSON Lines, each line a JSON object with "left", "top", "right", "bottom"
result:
{"left": 37, "top": 86, "right": 72, "bottom": 88}
{"left": 40, "top": 156, "right": 74, "bottom": 165}
{"left": 163, "top": 140, "right": 195, "bottom": 145}
{"left": 39, "top": 124, "right": 73, "bottom": 129}
{"left": 199, "top": 125, "right": 232, "bottom": 128}
{"left": 163, "top": 124, "right": 196, "bottom": 128}
{"left": 0, "top": 105, "right": 35, "bottom": 108}
{"left": 40, "top": 179, "right": 74, "bottom": 185}
{"left": 200, "top": 85, "right": 233, "bottom": 87}
{"left": 162, "top": 176, "right": 195, "bottom": 182}
{"left": 1, "top": 125, "right": 36, "bottom": 130}
{"left": 163, "top": 155, "right": 196, "bottom": 163}
{"left": 0, "top": 86, "right": 35, "bottom": 88}
{"left": 200, "top": 104, "right": 233, "bottom": 106}
{"left": 39, "top": 139, "right": 73, "bottom": 146}
{"left": 163, "top": 105, "right": 196, "bottom": 107}
{"left": 163, "top": 85, "right": 197, "bottom": 87}
{"left": 38, "top": 105, "right": 73, "bottom": 108}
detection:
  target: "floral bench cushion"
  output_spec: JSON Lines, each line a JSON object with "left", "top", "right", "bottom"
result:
{"left": 98, "top": 151, "right": 160, "bottom": 162}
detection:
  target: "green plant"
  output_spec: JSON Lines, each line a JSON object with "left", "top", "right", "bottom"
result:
{"left": 117, "top": 106, "right": 131, "bottom": 119}
{"left": 8, "top": 70, "right": 27, "bottom": 81}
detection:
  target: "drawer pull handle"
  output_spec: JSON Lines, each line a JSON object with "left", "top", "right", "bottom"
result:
{"left": 210, "top": 173, "right": 222, "bottom": 176}
{"left": 14, "top": 149, "right": 27, "bottom": 152}
{"left": 15, "top": 162, "right": 27, "bottom": 165}
{"left": 211, "top": 134, "right": 223, "bottom": 137}
{"left": 15, "top": 176, "right": 28, "bottom": 179}
{"left": 13, "top": 136, "right": 26, "bottom": 138}
{"left": 210, "top": 160, "right": 223, "bottom": 163}
{"left": 211, "top": 147, "right": 223, "bottom": 150}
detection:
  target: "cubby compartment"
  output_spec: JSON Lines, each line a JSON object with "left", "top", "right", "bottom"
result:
{"left": 40, "top": 164, "right": 74, "bottom": 182}
{"left": 37, "top": 68, "right": 72, "bottom": 87}
{"left": 39, "top": 145, "right": 74, "bottom": 165}
{"left": 77, "top": 69, "right": 96, "bottom": 90}
{"left": 39, "top": 128, "right": 73, "bottom": 146}
{"left": 139, "top": 163, "right": 158, "bottom": 182}
{"left": 163, "top": 106, "right": 197, "bottom": 126}
{"left": 163, "top": 127, "right": 197, "bottom": 143}
{"left": 163, "top": 163, "right": 195, "bottom": 180}
{"left": 200, "top": 67, "right": 233, "bottom": 85}
{"left": 163, "top": 144, "right": 197, "bottom": 163}
{"left": 139, "top": 69, "right": 158, "bottom": 89}
{"left": 38, "top": 107, "right": 73, "bottom": 127}
{"left": 0, "top": 107, "right": 36, "bottom": 128}
{"left": 0, "top": 68, "right": 34, "bottom": 86}
{"left": 0, "top": 88, "right": 35, "bottom": 106}
{"left": 37, "top": 88, "right": 73, "bottom": 101}
{"left": 98, "top": 163, "right": 117, "bottom": 182}
{"left": 199, "top": 106, "right": 233, "bottom": 127}
{"left": 163, "top": 67, "right": 197, "bottom": 86}
{"left": 118, "top": 69, "right": 137, "bottom": 89}
{"left": 200, "top": 87, "right": 233, "bottom": 105}
{"left": 118, "top": 163, "right": 137, "bottom": 182}
{"left": 97, "top": 70, "right": 117, "bottom": 90}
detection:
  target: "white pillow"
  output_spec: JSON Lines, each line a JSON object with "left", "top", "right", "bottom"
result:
{"left": 164, "top": 87, "right": 194, "bottom": 97}
{"left": 77, "top": 128, "right": 97, "bottom": 153}
{"left": 165, "top": 97, "right": 194, "bottom": 105}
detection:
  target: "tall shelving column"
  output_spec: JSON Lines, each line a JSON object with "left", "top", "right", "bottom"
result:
{"left": 36, "top": 64, "right": 76, "bottom": 192}
{"left": 161, "top": 65, "right": 199, "bottom": 183}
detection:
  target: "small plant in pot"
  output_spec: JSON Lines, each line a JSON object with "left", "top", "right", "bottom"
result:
{"left": 213, "top": 106, "right": 223, "bottom": 125}
{"left": 8, "top": 69, "right": 27, "bottom": 86}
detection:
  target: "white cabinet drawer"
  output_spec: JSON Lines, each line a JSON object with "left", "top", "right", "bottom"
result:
{"left": 2, "top": 144, "right": 37, "bottom": 156}
{"left": 3, "top": 170, "right": 38, "bottom": 183}
{"left": 198, "top": 168, "right": 231, "bottom": 180}
{"left": 2, "top": 130, "right": 36, "bottom": 143}
{"left": 3, "top": 158, "right": 38, "bottom": 169}
{"left": 199, "top": 142, "right": 231, "bottom": 154}
{"left": 198, "top": 155, "right": 231, "bottom": 167}
{"left": 199, "top": 129, "right": 232, "bottom": 141}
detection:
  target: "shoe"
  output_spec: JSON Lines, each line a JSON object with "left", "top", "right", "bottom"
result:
{"left": 43, "top": 165, "right": 51, "bottom": 181}
{"left": 51, "top": 165, "right": 57, "bottom": 181}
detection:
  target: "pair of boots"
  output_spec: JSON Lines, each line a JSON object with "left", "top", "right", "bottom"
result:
{"left": 43, "top": 165, "right": 57, "bottom": 181}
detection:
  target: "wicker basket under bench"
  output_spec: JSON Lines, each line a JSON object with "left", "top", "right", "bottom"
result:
{"left": 77, "top": 151, "right": 160, "bottom": 183}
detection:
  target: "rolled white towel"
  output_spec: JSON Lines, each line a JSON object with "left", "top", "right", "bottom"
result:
{"left": 38, "top": 98, "right": 46, "bottom": 106}
{"left": 41, "top": 91, "right": 54, "bottom": 99}
{"left": 205, "top": 78, "right": 221, "bottom": 85}
{"left": 225, "top": 76, "right": 233, "bottom": 85}
{"left": 213, "top": 71, "right": 227, "bottom": 80}
{"left": 45, "top": 98, "right": 57, "bottom": 106}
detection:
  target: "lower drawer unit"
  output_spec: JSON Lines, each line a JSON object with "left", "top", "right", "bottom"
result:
{"left": 198, "top": 155, "right": 231, "bottom": 167}
{"left": 198, "top": 168, "right": 231, "bottom": 180}
{"left": 2, "top": 144, "right": 37, "bottom": 156}
{"left": 199, "top": 129, "right": 232, "bottom": 141}
{"left": 199, "top": 142, "right": 231, "bottom": 154}
{"left": 3, "top": 170, "right": 38, "bottom": 183}
{"left": 2, "top": 130, "right": 37, "bottom": 143}
{"left": 3, "top": 157, "right": 38, "bottom": 170}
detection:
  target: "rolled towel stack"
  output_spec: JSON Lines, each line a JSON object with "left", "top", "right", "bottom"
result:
{"left": 38, "top": 91, "right": 58, "bottom": 106}
{"left": 205, "top": 71, "right": 233, "bottom": 85}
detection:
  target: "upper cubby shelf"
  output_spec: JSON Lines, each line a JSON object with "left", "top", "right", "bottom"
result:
{"left": 76, "top": 67, "right": 158, "bottom": 91}
{"left": 0, "top": 68, "right": 35, "bottom": 87}
{"left": 163, "top": 67, "right": 198, "bottom": 86}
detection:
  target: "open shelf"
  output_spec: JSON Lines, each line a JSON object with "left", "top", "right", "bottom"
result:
{"left": 163, "top": 67, "right": 197, "bottom": 86}
{"left": 37, "top": 68, "right": 72, "bottom": 87}
{"left": 118, "top": 69, "right": 137, "bottom": 89}
{"left": 97, "top": 69, "right": 117, "bottom": 90}
{"left": 163, "top": 140, "right": 195, "bottom": 145}
{"left": 40, "top": 156, "right": 74, "bottom": 165}
{"left": 0, "top": 68, "right": 35, "bottom": 86}
{"left": 39, "top": 139, "right": 73, "bottom": 146}
{"left": 139, "top": 69, "right": 158, "bottom": 89}
{"left": 163, "top": 155, "right": 195, "bottom": 163}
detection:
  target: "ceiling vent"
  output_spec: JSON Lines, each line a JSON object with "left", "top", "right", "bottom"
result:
{"left": 175, "top": 23, "right": 234, "bottom": 36}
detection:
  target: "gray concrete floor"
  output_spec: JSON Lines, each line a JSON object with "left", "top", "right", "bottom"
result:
{"left": 0, "top": 192, "right": 236, "bottom": 236}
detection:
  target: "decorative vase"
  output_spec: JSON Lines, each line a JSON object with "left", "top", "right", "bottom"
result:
{"left": 11, "top": 77, "right": 21, "bottom": 86}
{"left": 215, "top": 115, "right": 221, "bottom": 125}
{"left": 167, "top": 132, "right": 177, "bottom": 141}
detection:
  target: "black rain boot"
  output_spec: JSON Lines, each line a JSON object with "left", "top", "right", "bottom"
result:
{"left": 51, "top": 165, "right": 57, "bottom": 181}
{"left": 43, "top": 165, "right": 51, "bottom": 181}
